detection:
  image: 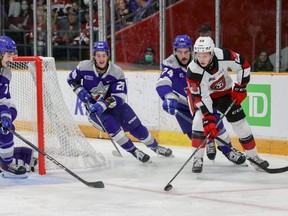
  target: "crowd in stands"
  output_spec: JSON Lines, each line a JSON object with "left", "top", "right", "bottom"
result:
{"left": 0, "top": 0, "right": 179, "bottom": 60}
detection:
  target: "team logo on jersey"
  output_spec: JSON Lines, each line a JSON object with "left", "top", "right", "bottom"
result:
{"left": 84, "top": 75, "right": 93, "bottom": 80}
{"left": 210, "top": 75, "right": 226, "bottom": 90}
{"left": 90, "top": 82, "right": 108, "bottom": 99}
{"left": 71, "top": 70, "right": 77, "bottom": 79}
{"left": 179, "top": 73, "right": 184, "bottom": 78}
{"left": 231, "top": 51, "right": 240, "bottom": 63}
{"left": 189, "top": 82, "right": 199, "bottom": 94}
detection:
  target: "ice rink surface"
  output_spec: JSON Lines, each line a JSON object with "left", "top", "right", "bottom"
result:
{"left": 1, "top": 138, "right": 288, "bottom": 216}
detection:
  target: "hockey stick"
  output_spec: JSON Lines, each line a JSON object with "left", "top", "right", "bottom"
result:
{"left": 8, "top": 128, "right": 105, "bottom": 188}
{"left": 175, "top": 110, "right": 193, "bottom": 123}
{"left": 164, "top": 100, "right": 236, "bottom": 191}
{"left": 215, "top": 136, "right": 288, "bottom": 174}
{"left": 85, "top": 102, "right": 123, "bottom": 157}
{"left": 93, "top": 114, "right": 123, "bottom": 157}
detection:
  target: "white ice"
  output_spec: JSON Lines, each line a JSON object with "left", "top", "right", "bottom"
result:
{"left": 1, "top": 138, "right": 288, "bottom": 216}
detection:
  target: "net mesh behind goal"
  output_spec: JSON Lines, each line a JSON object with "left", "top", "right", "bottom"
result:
{"left": 10, "top": 56, "right": 105, "bottom": 174}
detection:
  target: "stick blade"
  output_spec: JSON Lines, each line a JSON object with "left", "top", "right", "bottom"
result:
{"left": 164, "top": 184, "right": 173, "bottom": 191}
{"left": 87, "top": 181, "right": 105, "bottom": 188}
{"left": 112, "top": 150, "right": 123, "bottom": 157}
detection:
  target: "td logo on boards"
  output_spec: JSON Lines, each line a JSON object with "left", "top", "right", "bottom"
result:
{"left": 242, "top": 84, "right": 271, "bottom": 127}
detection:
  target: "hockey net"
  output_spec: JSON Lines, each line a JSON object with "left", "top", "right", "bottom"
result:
{"left": 9, "top": 56, "right": 105, "bottom": 174}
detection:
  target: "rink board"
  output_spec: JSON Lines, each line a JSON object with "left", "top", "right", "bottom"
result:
{"left": 55, "top": 71, "right": 288, "bottom": 155}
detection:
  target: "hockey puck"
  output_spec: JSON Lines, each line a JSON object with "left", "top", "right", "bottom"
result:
{"left": 164, "top": 184, "right": 173, "bottom": 191}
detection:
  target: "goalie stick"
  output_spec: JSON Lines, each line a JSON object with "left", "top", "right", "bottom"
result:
{"left": 8, "top": 128, "right": 105, "bottom": 188}
{"left": 164, "top": 100, "right": 236, "bottom": 192}
{"left": 215, "top": 136, "right": 288, "bottom": 174}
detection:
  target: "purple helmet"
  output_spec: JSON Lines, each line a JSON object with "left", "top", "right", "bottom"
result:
{"left": 93, "top": 41, "right": 110, "bottom": 56}
{"left": 0, "top": 36, "right": 17, "bottom": 55}
{"left": 173, "top": 35, "right": 193, "bottom": 50}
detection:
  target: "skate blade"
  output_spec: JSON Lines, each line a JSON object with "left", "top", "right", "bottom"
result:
{"left": 1, "top": 171, "right": 28, "bottom": 179}
{"left": 144, "top": 159, "right": 153, "bottom": 164}
{"left": 164, "top": 154, "right": 175, "bottom": 158}
{"left": 236, "top": 162, "right": 249, "bottom": 167}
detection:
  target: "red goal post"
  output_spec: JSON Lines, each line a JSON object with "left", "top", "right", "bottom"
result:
{"left": 10, "top": 56, "right": 105, "bottom": 175}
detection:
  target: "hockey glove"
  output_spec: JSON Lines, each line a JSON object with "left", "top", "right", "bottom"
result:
{"left": 202, "top": 114, "right": 220, "bottom": 141}
{"left": 163, "top": 98, "right": 178, "bottom": 115}
{"left": 89, "top": 97, "right": 116, "bottom": 116}
{"left": 0, "top": 111, "right": 13, "bottom": 135}
{"left": 73, "top": 85, "right": 92, "bottom": 103}
{"left": 231, "top": 83, "right": 247, "bottom": 105}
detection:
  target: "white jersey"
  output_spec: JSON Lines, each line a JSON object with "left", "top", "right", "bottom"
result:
{"left": 186, "top": 47, "right": 251, "bottom": 115}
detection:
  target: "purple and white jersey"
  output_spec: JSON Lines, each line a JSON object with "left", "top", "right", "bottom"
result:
{"left": 0, "top": 67, "right": 16, "bottom": 112}
{"left": 67, "top": 60, "right": 127, "bottom": 107}
{"left": 156, "top": 54, "right": 189, "bottom": 111}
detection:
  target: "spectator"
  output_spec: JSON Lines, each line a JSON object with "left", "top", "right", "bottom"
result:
{"left": 126, "top": 0, "right": 139, "bottom": 13}
{"left": 8, "top": 0, "right": 33, "bottom": 31}
{"left": 8, "top": 0, "right": 21, "bottom": 18}
{"left": 133, "top": 0, "right": 155, "bottom": 23}
{"left": 115, "top": 0, "right": 134, "bottom": 30}
{"left": 251, "top": 51, "right": 274, "bottom": 72}
{"left": 63, "top": 9, "right": 81, "bottom": 45}
{"left": 0, "top": 0, "right": 8, "bottom": 30}
{"left": 198, "top": 24, "right": 213, "bottom": 37}
{"left": 27, "top": 10, "right": 46, "bottom": 56}
{"left": 73, "top": 9, "right": 98, "bottom": 46}
{"left": 134, "top": 47, "right": 158, "bottom": 68}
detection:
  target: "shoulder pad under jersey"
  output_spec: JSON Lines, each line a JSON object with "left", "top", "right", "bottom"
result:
{"left": 214, "top": 47, "right": 224, "bottom": 60}
{"left": 187, "top": 61, "right": 203, "bottom": 76}
{"left": 77, "top": 59, "right": 94, "bottom": 70}
{"left": 162, "top": 54, "right": 180, "bottom": 69}
{"left": 1, "top": 67, "right": 12, "bottom": 81}
{"left": 108, "top": 63, "right": 125, "bottom": 80}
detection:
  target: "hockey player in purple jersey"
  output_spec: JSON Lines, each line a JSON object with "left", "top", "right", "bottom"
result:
{"left": 67, "top": 41, "right": 172, "bottom": 163}
{"left": 156, "top": 35, "right": 246, "bottom": 168}
{"left": 0, "top": 36, "right": 28, "bottom": 178}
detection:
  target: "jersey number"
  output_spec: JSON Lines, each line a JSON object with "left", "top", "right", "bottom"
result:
{"left": 116, "top": 81, "right": 125, "bottom": 91}
{"left": 0, "top": 83, "right": 9, "bottom": 95}
{"left": 162, "top": 67, "right": 174, "bottom": 77}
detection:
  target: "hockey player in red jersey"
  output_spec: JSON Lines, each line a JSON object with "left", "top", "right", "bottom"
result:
{"left": 186, "top": 36, "right": 269, "bottom": 173}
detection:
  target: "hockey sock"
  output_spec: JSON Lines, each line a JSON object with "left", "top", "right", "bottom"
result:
{"left": 130, "top": 124, "right": 158, "bottom": 149}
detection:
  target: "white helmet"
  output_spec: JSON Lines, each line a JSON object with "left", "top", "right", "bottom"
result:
{"left": 194, "top": 36, "right": 215, "bottom": 54}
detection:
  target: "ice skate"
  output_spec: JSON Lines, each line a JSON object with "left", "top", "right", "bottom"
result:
{"left": 131, "top": 148, "right": 151, "bottom": 163}
{"left": 206, "top": 141, "right": 216, "bottom": 161}
{"left": 152, "top": 145, "right": 173, "bottom": 157}
{"left": 224, "top": 148, "right": 246, "bottom": 165}
{"left": 192, "top": 157, "right": 203, "bottom": 173}
{"left": 249, "top": 155, "right": 269, "bottom": 171}
{"left": 0, "top": 160, "right": 27, "bottom": 179}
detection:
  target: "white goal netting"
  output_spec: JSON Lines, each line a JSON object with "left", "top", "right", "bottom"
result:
{"left": 9, "top": 56, "right": 105, "bottom": 174}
